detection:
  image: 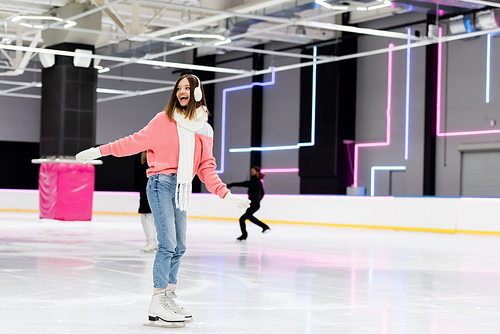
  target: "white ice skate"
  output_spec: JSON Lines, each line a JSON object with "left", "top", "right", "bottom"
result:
{"left": 140, "top": 242, "right": 158, "bottom": 253}
{"left": 165, "top": 288, "right": 193, "bottom": 322}
{"left": 144, "top": 292, "right": 186, "bottom": 328}
{"left": 140, "top": 214, "right": 158, "bottom": 253}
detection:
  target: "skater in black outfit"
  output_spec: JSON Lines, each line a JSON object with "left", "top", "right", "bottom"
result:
{"left": 227, "top": 166, "right": 270, "bottom": 241}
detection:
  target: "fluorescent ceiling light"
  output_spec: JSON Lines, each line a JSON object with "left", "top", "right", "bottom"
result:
{"left": 96, "top": 88, "right": 131, "bottom": 94}
{"left": 315, "top": 0, "right": 349, "bottom": 10}
{"left": 12, "top": 15, "right": 63, "bottom": 22}
{"left": 98, "top": 67, "right": 110, "bottom": 73}
{"left": 214, "top": 39, "right": 231, "bottom": 46}
{"left": 21, "top": 16, "right": 63, "bottom": 21}
{"left": 368, "top": 1, "right": 392, "bottom": 10}
{"left": 357, "top": 7, "right": 368, "bottom": 11}
{"left": 315, "top": 0, "right": 332, "bottom": 9}
{"left": 315, "top": 0, "right": 333, "bottom": 9}
{"left": 170, "top": 33, "right": 226, "bottom": 41}
{"left": 330, "top": 6, "right": 350, "bottom": 10}
{"left": 170, "top": 34, "right": 190, "bottom": 40}
{"left": 11, "top": 15, "right": 72, "bottom": 29}
{"left": 64, "top": 21, "right": 77, "bottom": 29}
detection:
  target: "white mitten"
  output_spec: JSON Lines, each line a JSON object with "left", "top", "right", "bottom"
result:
{"left": 75, "top": 147, "right": 102, "bottom": 163}
{"left": 223, "top": 192, "right": 251, "bottom": 210}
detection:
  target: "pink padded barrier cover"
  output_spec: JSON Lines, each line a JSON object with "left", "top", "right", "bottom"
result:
{"left": 39, "top": 163, "right": 95, "bottom": 221}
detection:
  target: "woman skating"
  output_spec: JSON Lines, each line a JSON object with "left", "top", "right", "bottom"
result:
{"left": 76, "top": 74, "right": 250, "bottom": 327}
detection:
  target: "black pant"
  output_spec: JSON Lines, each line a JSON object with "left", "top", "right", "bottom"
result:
{"left": 239, "top": 203, "right": 269, "bottom": 236}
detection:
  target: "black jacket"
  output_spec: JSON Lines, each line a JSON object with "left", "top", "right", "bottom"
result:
{"left": 228, "top": 176, "right": 265, "bottom": 204}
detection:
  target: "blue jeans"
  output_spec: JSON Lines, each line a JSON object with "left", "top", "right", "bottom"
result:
{"left": 146, "top": 173, "right": 187, "bottom": 288}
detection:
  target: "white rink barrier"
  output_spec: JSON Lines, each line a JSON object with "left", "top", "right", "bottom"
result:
{"left": 1, "top": 189, "right": 500, "bottom": 235}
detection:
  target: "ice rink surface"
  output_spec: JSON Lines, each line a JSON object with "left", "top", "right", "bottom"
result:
{"left": 1, "top": 212, "right": 500, "bottom": 334}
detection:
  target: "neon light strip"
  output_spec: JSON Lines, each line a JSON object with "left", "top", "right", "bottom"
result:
{"left": 486, "top": 33, "right": 491, "bottom": 104}
{"left": 436, "top": 27, "right": 443, "bottom": 136}
{"left": 215, "top": 68, "right": 276, "bottom": 173}
{"left": 353, "top": 44, "right": 394, "bottom": 188}
{"left": 260, "top": 168, "right": 299, "bottom": 173}
{"left": 228, "top": 45, "right": 317, "bottom": 153}
{"left": 437, "top": 29, "right": 500, "bottom": 136}
{"left": 405, "top": 28, "right": 411, "bottom": 160}
{"left": 370, "top": 166, "right": 406, "bottom": 196}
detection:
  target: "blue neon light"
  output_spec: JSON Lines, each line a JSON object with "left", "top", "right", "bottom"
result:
{"left": 215, "top": 68, "right": 276, "bottom": 173}
{"left": 370, "top": 166, "right": 406, "bottom": 196}
{"left": 228, "top": 46, "right": 317, "bottom": 154}
{"left": 486, "top": 33, "right": 491, "bottom": 104}
{"left": 405, "top": 27, "right": 411, "bottom": 160}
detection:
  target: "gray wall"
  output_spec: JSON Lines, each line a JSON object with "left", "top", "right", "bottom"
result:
{"left": 0, "top": 69, "right": 41, "bottom": 143}
{"left": 356, "top": 13, "right": 427, "bottom": 196}
{"left": 261, "top": 44, "right": 301, "bottom": 195}
{"left": 434, "top": 32, "right": 500, "bottom": 196}
{"left": 211, "top": 43, "right": 301, "bottom": 195}
{"left": 212, "top": 57, "right": 253, "bottom": 192}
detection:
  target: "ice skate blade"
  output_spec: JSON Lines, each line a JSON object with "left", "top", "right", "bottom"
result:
{"left": 184, "top": 316, "right": 194, "bottom": 322}
{"left": 143, "top": 320, "right": 186, "bottom": 328}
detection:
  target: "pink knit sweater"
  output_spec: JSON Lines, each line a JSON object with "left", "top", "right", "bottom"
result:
{"left": 98, "top": 111, "right": 229, "bottom": 199}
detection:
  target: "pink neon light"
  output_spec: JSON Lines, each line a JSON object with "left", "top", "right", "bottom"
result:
{"left": 260, "top": 168, "right": 299, "bottom": 173}
{"left": 0, "top": 188, "right": 39, "bottom": 193}
{"left": 353, "top": 44, "right": 394, "bottom": 188}
{"left": 436, "top": 27, "right": 500, "bottom": 137}
{"left": 94, "top": 191, "right": 140, "bottom": 196}
{"left": 436, "top": 27, "right": 443, "bottom": 136}
{"left": 438, "top": 9, "right": 444, "bottom": 16}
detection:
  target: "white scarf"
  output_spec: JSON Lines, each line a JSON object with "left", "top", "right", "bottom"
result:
{"left": 173, "top": 106, "right": 208, "bottom": 211}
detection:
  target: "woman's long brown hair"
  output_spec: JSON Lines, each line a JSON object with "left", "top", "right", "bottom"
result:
{"left": 164, "top": 74, "right": 208, "bottom": 121}
{"left": 253, "top": 166, "right": 265, "bottom": 179}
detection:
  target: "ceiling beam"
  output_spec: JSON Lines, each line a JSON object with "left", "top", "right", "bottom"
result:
{"left": 91, "top": 0, "right": 128, "bottom": 33}
{"left": 2, "top": 23, "right": 498, "bottom": 103}
{"left": 19, "top": 0, "right": 126, "bottom": 39}
{"left": 144, "top": 0, "right": 295, "bottom": 38}
{"left": 97, "top": 25, "right": 500, "bottom": 103}
{"left": 0, "top": 43, "right": 251, "bottom": 74}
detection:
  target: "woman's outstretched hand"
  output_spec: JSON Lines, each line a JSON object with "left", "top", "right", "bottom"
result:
{"left": 223, "top": 192, "right": 251, "bottom": 210}
{"left": 75, "top": 147, "right": 102, "bottom": 163}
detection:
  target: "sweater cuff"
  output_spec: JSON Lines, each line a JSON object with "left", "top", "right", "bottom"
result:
{"left": 98, "top": 144, "right": 111, "bottom": 156}
{"left": 219, "top": 187, "right": 230, "bottom": 199}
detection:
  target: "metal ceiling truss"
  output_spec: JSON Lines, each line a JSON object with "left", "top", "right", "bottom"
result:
{"left": 0, "top": 0, "right": 496, "bottom": 100}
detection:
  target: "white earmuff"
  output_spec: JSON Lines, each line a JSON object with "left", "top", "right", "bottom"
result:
{"left": 193, "top": 75, "right": 202, "bottom": 102}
